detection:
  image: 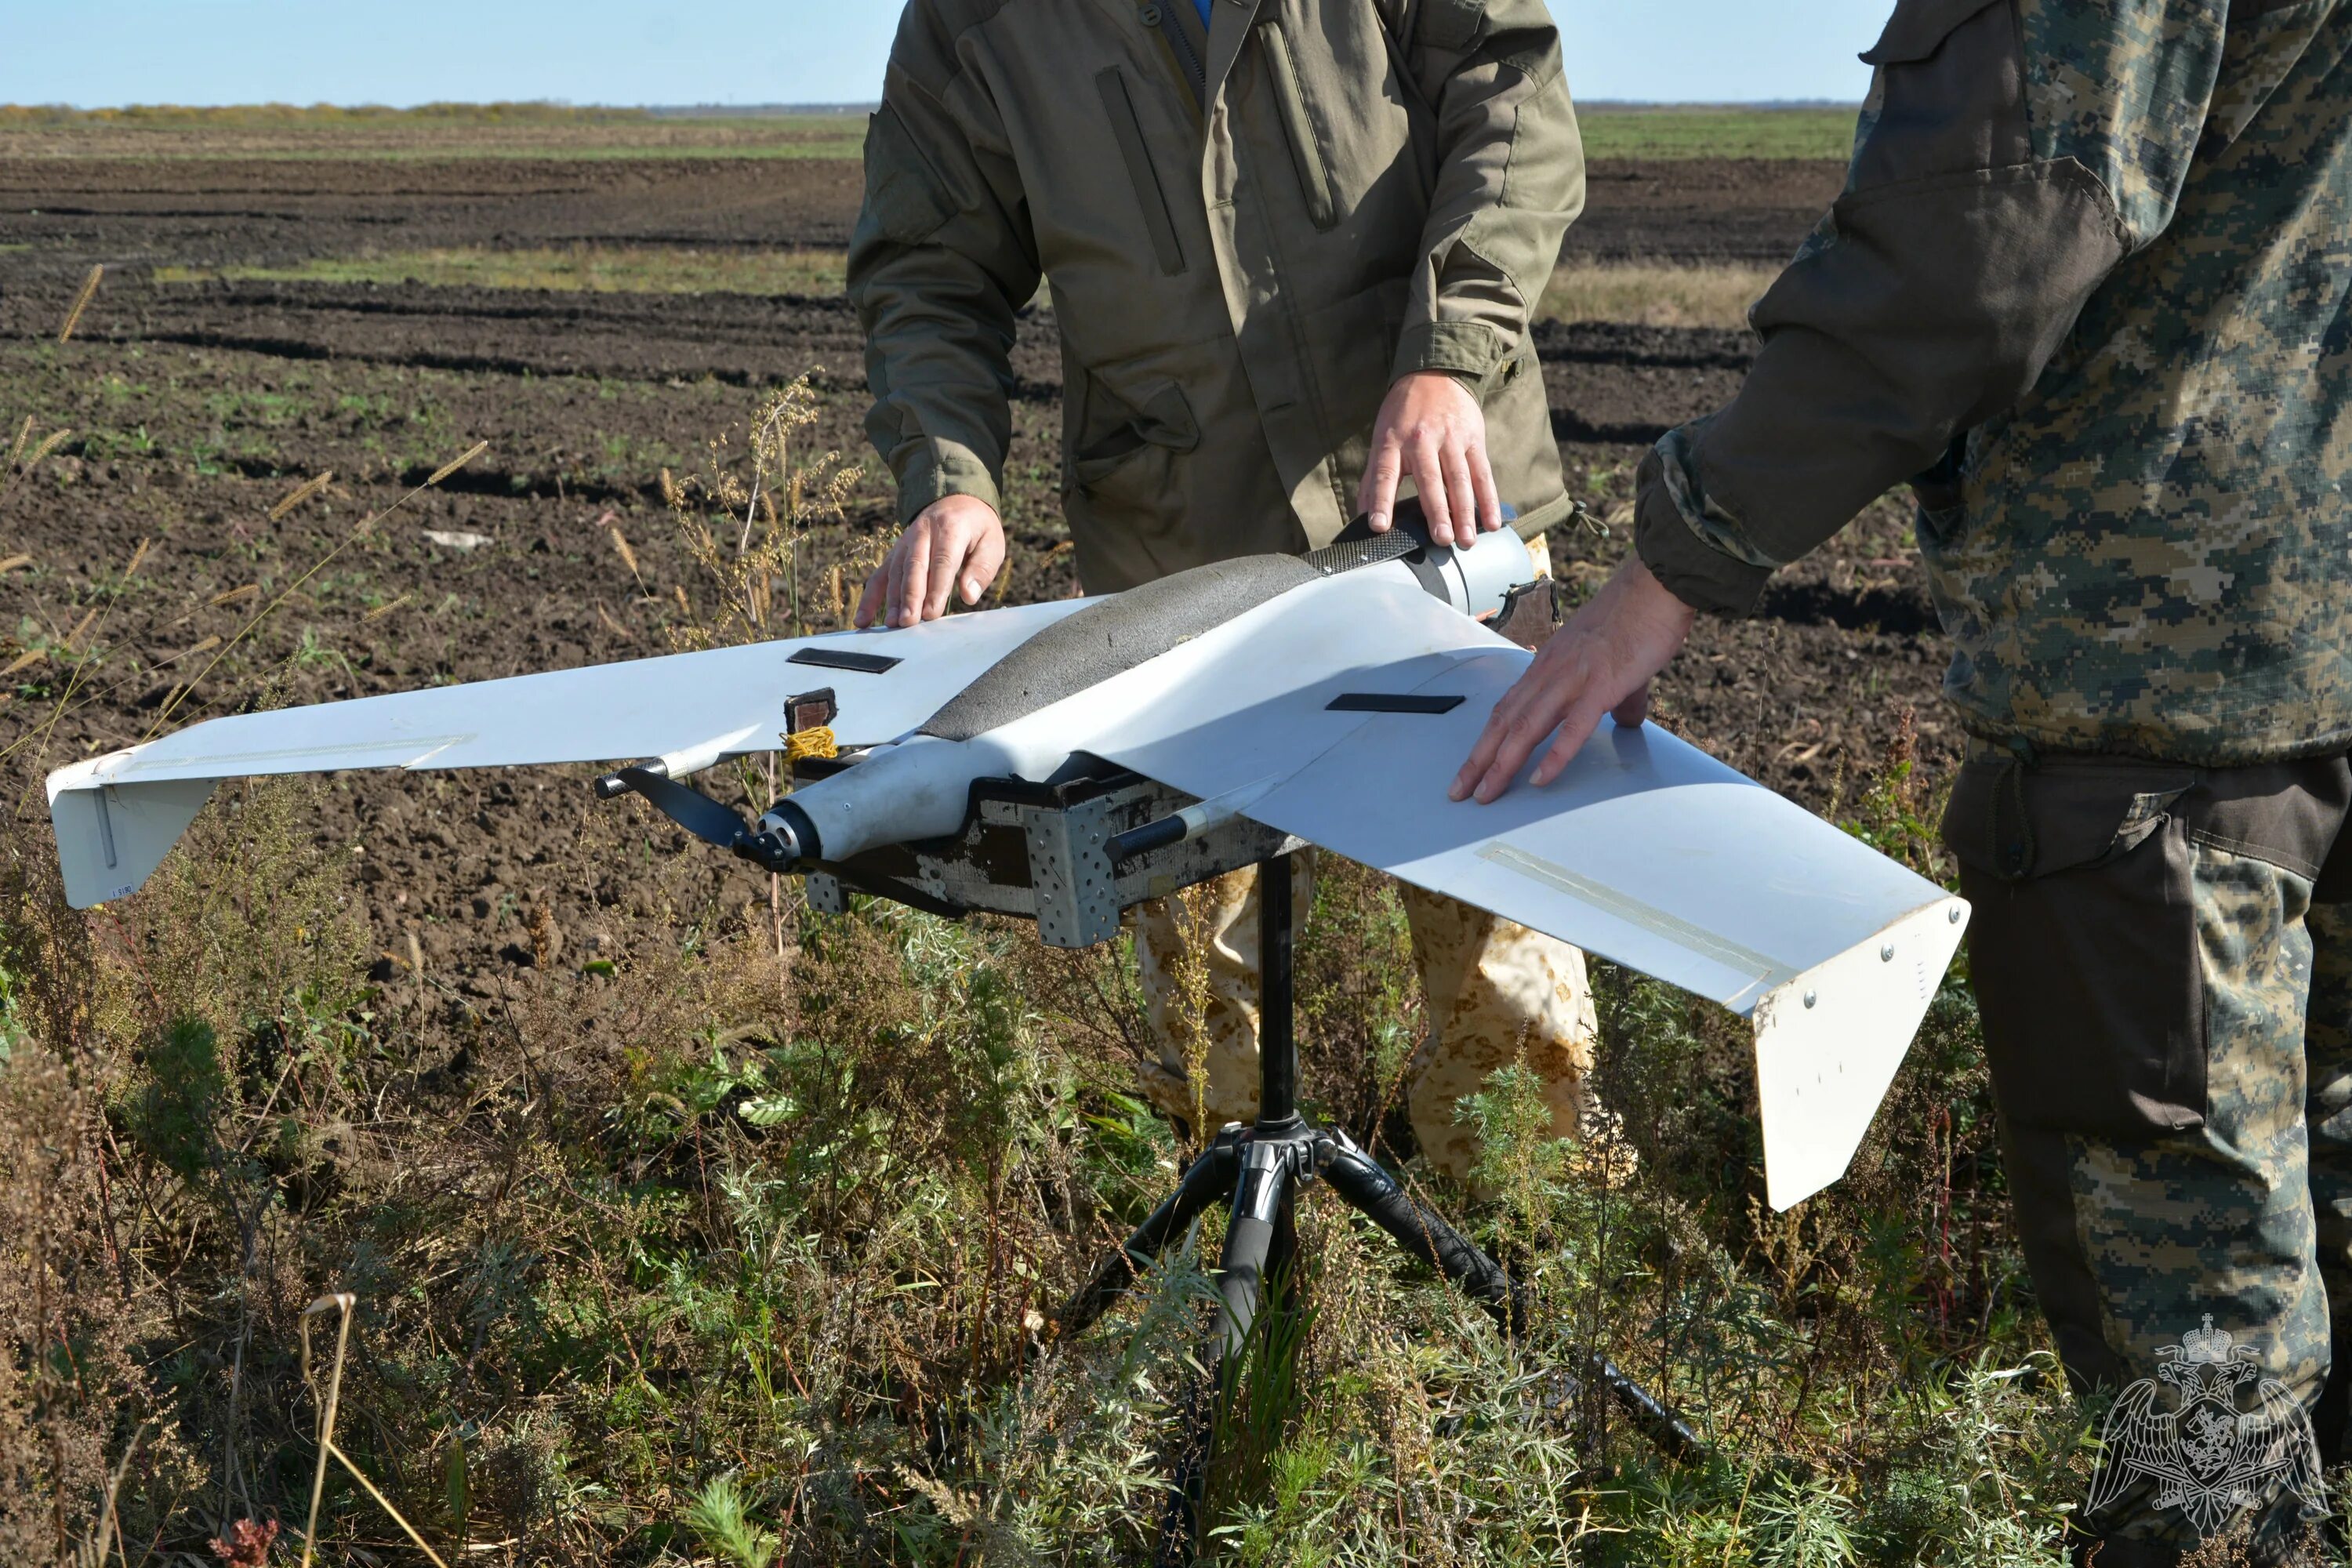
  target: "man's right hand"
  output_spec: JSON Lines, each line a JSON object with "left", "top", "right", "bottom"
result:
{"left": 856, "top": 495, "right": 1007, "bottom": 629}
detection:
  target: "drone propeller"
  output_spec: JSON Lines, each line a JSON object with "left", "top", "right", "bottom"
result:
{"left": 604, "top": 766, "right": 751, "bottom": 850}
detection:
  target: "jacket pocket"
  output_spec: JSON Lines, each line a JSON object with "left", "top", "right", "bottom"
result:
{"left": 1258, "top": 19, "right": 1338, "bottom": 230}
{"left": 1096, "top": 67, "right": 1189, "bottom": 276}
{"left": 1065, "top": 365, "right": 1200, "bottom": 497}
{"left": 860, "top": 105, "right": 957, "bottom": 245}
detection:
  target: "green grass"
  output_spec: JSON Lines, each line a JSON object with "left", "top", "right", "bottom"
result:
{"left": 156, "top": 244, "right": 849, "bottom": 296}
{"left": 0, "top": 107, "right": 866, "bottom": 162}
{"left": 2, "top": 102, "right": 1853, "bottom": 162}
{"left": 1578, "top": 104, "right": 1856, "bottom": 160}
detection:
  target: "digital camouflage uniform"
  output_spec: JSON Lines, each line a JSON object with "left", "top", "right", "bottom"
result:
{"left": 1635, "top": 0, "right": 2352, "bottom": 1560}
{"left": 850, "top": 0, "right": 1605, "bottom": 1185}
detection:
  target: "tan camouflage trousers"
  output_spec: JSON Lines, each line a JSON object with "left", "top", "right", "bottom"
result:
{"left": 1947, "top": 746, "right": 2352, "bottom": 1567}
{"left": 1130, "top": 854, "right": 1603, "bottom": 1191}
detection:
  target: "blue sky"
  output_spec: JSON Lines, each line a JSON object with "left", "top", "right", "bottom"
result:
{"left": 3, "top": 2, "right": 1887, "bottom": 108}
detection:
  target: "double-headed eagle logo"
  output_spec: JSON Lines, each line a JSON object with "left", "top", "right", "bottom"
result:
{"left": 2089, "top": 1316, "right": 2326, "bottom": 1535}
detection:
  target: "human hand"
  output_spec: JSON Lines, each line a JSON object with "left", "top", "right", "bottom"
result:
{"left": 855, "top": 495, "right": 1007, "bottom": 629}
{"left": 1359, "top": 371, "right": 1502, "bottom": 549}
{"left": 1450, "top": 556, "right": 1697, "bottom": 804}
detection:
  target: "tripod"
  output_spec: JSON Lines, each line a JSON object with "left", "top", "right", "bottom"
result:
{"left": 1056, "top": 855, "right": 1701, "bottom": 1477}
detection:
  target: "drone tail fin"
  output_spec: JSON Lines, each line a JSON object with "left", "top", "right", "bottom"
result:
{"left": 48, "top": 761, "right": 216, "bottom": 908}
{"left": 1749, "top": 897, "right": 1969, "bottom": 1209}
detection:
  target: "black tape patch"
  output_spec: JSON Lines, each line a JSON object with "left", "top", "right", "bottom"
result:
{"left": 1327, "top": 693, "right": 1466, "bottom": 714}
{"left": 790, "top": 646, "right": 902, "bottom": 675}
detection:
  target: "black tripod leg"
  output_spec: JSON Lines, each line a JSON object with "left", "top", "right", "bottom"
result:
{"left": 1213, "top": 1138, "right": 1293, "bottom": 1358}
{"left": 1323, "top": 1138, "right": 1704, "bottom": 1463}
{"left": 1323, "top": 1139, "right": 1522, "bottom": 1327}
{"left": 1060, "top": 1139, "right": 1241, "bottom": 1339}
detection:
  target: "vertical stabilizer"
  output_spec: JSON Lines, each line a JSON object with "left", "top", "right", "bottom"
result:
{"left": 48, "top": 760, "right": 216, "bottom": 907}
{"left": 1750, "top": 897, "right": 1971, "bottom": 1210}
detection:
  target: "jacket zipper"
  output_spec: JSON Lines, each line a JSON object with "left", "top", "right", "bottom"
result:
{"left": 1144, "top": 1, "right": 1209, "bottom": 111}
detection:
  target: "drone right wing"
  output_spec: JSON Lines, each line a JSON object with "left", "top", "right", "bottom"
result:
{"left": 46, "top": 600, "right": 1089, "bottom": 909}
{"left": 968, "top": 568, "right": 1966, "bottom": 1210}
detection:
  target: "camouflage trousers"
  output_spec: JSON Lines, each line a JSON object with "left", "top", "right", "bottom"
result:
{"left": 1129, "top": 854, "right": 1605, "bottom": 1192}
{"left": 1945, "top": 746, "right": 2352, "bottom": 1566}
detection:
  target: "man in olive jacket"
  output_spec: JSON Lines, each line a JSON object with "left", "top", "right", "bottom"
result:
{"left": 1459, "top": 1, "right": 2352, "bottom": 1559}
{"left": 848, "top": 0, "right": 1607, "bottom": 1183}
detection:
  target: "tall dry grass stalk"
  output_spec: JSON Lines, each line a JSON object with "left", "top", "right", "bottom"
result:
{"left": 56, "top": 266, "right": 102, "bottom": 345}
{"left": 265, "top": 470, "right": 333, "bottom": 522}
{"left": 648, "top": 380, "right": 857, "bottom": 961}
{"left": 0, "top": 419, "right": 74, "bottom": 514}
{"left": 298, "top": 1295, "right": 452, "bottom": 1568}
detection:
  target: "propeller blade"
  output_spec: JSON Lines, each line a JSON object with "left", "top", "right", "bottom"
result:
{"left": 613, "top": 767, "right": 749, "bottom": 849}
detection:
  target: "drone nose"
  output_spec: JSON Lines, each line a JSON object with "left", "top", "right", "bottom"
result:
{"left": 741, "top": 800, "right": 822, "bottom": 871}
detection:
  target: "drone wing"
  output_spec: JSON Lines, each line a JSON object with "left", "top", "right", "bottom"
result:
{"left": 46, "top": 601, "right": 1089, "bottom": 909}
{"left": 985, "top": 568, "right": 1969, "bottom": 1209}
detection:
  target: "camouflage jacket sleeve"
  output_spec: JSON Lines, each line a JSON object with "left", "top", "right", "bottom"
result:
{"left": 848, "top": 2, "right": 1044, "bottom": 526}
{"left": 1390, "top": 0, "right": 1587, "bottom": 387}
{"left": 1636, "top": 0, "right": 2228, "bottom": 614}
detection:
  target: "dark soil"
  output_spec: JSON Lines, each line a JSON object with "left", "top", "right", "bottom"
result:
{"left": 0, "top": 150, "right": 1948, "bottom": 986}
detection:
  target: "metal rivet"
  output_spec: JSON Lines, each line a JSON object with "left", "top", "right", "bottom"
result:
{"left": 1803, "top": 990, "right": 1817, "bottom": 1009}
{"left": 1881, "top": 944, "right": 1895, "bottom": 962}
{"left": 1949, "top": 906, "right": 1964, "bottom": 924}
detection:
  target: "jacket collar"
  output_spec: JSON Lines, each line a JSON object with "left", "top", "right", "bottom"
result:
{"left": 1202, "top": 0, "right": 1268, "bottom": 114}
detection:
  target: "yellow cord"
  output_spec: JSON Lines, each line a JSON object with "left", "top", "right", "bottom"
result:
{"left": 785, "top": 725, "right": 837, "bottom": 763}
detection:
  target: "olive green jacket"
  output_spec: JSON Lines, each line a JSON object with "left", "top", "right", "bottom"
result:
{"left": 1639, "top": 0, "right": 2352, "bottom": 766}
{"left": 849, "top": 0, "right": 1584, "bottom": 591}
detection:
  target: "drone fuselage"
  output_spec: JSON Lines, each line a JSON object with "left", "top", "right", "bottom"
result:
{"left": 750, "top": 526, "right": 1535, "bottom": 867}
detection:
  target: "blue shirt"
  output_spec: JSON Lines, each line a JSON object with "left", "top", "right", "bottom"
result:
{"left": 1193, "top": 0, "right": 1211, "bottom": 25}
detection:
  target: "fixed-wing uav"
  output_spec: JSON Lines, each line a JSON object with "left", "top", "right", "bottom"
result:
{"left": 45, "top": 515, "right": 1965, "bottom": 1210}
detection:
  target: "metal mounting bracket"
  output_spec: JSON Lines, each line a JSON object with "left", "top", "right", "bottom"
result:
{"left": 1023, "top": 794, "right": 1120, "bottom": 949}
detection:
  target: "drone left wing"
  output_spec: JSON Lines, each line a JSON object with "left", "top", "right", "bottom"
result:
{"left": 46, "top": 601, "right": 1089, "bottom": 908}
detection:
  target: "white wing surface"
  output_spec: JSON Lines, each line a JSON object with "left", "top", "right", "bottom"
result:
{"left": 46, "top": 601, "right": 1089, "bottom": 909}
{"left": 984, "top": 572, "right": 1966, "bottom": 1209}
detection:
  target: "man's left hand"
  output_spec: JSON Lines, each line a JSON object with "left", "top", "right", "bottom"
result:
{"left": 1452, "top": 556, "right": 1697, "bottom": 804}
{"left": 1360, "top": 371, "right": 1503, "bottom": 548}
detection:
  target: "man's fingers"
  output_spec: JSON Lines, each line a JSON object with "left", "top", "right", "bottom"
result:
{"left": 1412, "top": 432, "right": 1453, "bottom": 544}
{"left": 921, "top": 513, "right": 967, "bottom": 621}
{"left": 1469, "top": 445, "right": 1503, "bottom": 533}
{"left": 1526, "top": 701, "right": 1610, "bottom": 791}
{"left": 895, "top": 520, "right": 933, "bottom": 628}
{"left": 963, "top": 521, "right": 1006, "bottom": 605}
{"left": 1471, "top": 698, "right": 1567, "bottom": 804}
{"left": 1450, "top": 703, "right": 1518, "bottom": 801}
{"left": 1440, "top": 441, "right": 1479, "bottom": 548}
{"left": 1454, "top": 667, "right": 1573, "bottom": 803}
{"left": 1611, "top": 684, "right": 1652, "bottom": 730}
{"left": 855, "top": 560, "right": 890, "bottom": 629}
{"left": 1363, "top": 435, "right": 1404, "bottom": 532}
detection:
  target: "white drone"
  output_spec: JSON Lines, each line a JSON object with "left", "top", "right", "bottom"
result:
{"left": 46, "top": 516, "right": 1965, "bottom": 1211}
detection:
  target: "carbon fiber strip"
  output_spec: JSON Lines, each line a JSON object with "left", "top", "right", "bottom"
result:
{"left": 1301, "top": 532, "right": 1419, "bottom": 575}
